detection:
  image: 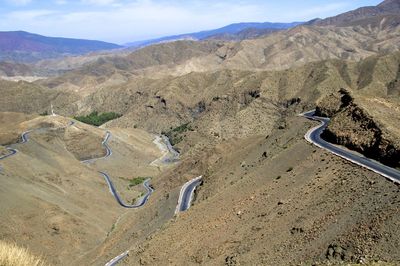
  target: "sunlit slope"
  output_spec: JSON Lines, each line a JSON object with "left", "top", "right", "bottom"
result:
{"left": 0, "top": 113, "right": 162, "bottom": 265}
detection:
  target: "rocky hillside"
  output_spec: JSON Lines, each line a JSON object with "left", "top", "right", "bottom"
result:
{"left": 36, "top": 40, "right": 224, "bottom": 93}
{"left": 0, "top": 79, "right": 79, "bottom": 114}
{"left": 3, "top": 52, "right": 400, "bottom": 140}
{"left": 315, "top": 52, "right": 400, "bottom": 168}
{"left": 0, "top": 62, "right": 33, "bottom": 77}
{"left": 113, "top": 112, "right": 400, "bottom": 266}
{"left": 317, "top": 89, "right": 400, "bottom": 168}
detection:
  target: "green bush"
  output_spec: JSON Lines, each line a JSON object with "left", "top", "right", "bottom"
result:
{"left": 128, "top": 177, "right": 147, "bottom": 187}
{"left": 74, "top": 111, "right": 122, "bottom": 126}
{"left": 163, "top": 122, "right": 192, "bottom": 145}
{"left": 171, "top": 123, "right": 191, "bottom": 134}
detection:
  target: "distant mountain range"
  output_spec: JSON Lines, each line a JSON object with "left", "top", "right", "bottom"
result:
{"left": 125, "top": 22, "right": 303, "bottom": 48}
{"left": 0, "top": 31, "right": 122, "bottom": 63}
{"left": 2, "top": 0, "right": 399, "bottom": 64}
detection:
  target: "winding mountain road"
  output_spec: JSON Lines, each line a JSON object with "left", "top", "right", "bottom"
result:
{"left": 0, "top": 130, "right": 32, "bottom": 162}
{"left": 104, "top": 134, "right": 184, "bottom": 265}
{"left": 301, "top": 110, "right": 400, "bottom": 184}
{"left": 20, "top": 130, "right": 31, "bottom": 143}
{"left": 0, "top": 119, "right": 152, "bottom": 265}
{"left": 80, "top": 130, "right": 154, "bottom": 207}
{"left": 80, "top": 130, "right": 156, "bottom": 266}
{"left": 100, "top": 172, "right": 153, "bottom": 208}
{"left": 175, "top": 176, "right": 203, "bottom": 214}
{"left": 0, "top": 147, "right": 17, "bottom": 161}
{"left": 1, "top": 120, "right": 75, "bottom": 163}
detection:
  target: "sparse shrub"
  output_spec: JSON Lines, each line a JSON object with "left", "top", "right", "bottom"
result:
{"left": 164, "top": 122, "right": 193, "bottom": 145}
{"left": 170, "top": 123, "right": 192, "bottom": 134}
{"left": 286, "top": 167, "right": 293, "bottom": 172}
{"left": 128, "top": 177, "right": 147, "bottom": 187}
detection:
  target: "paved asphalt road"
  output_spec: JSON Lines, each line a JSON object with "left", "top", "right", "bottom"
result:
{"left": 176, "top": 176, "right": 203, "bottom": 213}
{"left": 0, "top": 120, "right": 140, "bottom": 265}
{"left": 100, "top": 172, "right": 154, "bottom": 208}
{"left": 0, "top": 147, "right": 17, "bottom": 161}
{"left": 97, "top": 131, "right": 154, "bottom": 266}
{"left": 302, "top": 110, "right": 400, "bottom": 184}
{"left": 80, "top": 130, "right": 155, "bottom": 266}
{"left": 0, "top": 130, "right": 32, "bottom": 162}
{"left": 21, "top": 130, "right": 31, "bottom": 143}
{"left": 105, "top": 135, "right": 182, "bottom": 265}
{"left": 104, "top": 251, "right": 130, "bottom": 266}
{"left": 80, "top": 130, "right": 154, "bottom": 207}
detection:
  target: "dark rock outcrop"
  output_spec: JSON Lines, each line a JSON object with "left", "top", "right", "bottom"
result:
{"left": 317, "top": 89, "right": 400, "bottom": 168}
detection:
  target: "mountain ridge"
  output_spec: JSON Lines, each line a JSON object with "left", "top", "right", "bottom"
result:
{"left": 310, "top": 0, "right": 400, "bottom": 27}
{"left": 0, "top": 31, "right": 122, "bottom": 63}
{"left": 125, "top": 21, "right": 303, "bottom": 48}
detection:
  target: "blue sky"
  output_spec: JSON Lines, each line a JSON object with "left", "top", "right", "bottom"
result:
{"left": 0, "top": 0, "right": 382, "bottom": 44}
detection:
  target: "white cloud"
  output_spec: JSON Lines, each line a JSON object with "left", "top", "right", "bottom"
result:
{"left": 6, "top": 10, "right": 57, "bottom": 21}
{"left": 6, "top": 0, "right": 32, "bottom": 5}
{"left": 80, "top": 0, "right": 120, "bottom": 6}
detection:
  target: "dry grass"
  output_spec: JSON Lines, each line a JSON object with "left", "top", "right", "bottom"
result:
{"left": 347, "top": 263, "right": 395, "bottom": 266}
{"left": 0, "top": 241, "right": 47, "bottom": 266}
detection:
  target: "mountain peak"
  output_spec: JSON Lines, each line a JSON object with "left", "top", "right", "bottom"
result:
{"left": 378, "top": 0, "right": 400, "bottom": 10}
{"left": 309, "top": 0, "right": 400, "bottom": 27}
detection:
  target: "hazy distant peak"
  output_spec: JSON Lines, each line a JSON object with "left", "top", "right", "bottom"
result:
{"left": 0, "top": 31, "right": 122, "bottom": 63}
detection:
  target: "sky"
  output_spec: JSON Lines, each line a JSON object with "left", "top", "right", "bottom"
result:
{"left": 0, "top": 0, "right": 383, "bottom": 44}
